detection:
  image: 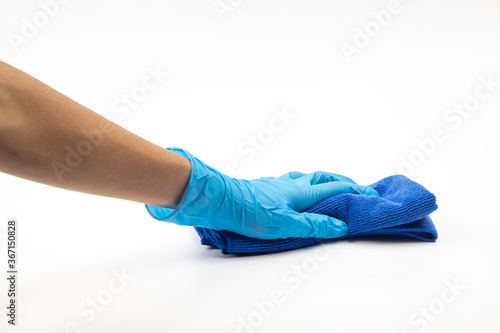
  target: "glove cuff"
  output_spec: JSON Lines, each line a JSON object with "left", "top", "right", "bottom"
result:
{"left": 145, "top": 147, "right": 225, "bottom": 228}
{"left": 145, "top": 147, "right": 198, "bottom": 223}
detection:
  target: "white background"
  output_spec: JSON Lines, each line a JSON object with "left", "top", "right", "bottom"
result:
{"left": 1, "top": 0, "right": 500, "bottom": 332}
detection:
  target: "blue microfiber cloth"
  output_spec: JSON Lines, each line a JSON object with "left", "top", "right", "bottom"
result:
{"left": 194, "top": 175, "right": 438, "bottom": 254}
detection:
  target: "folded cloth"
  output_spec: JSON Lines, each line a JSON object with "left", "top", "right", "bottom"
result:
{"left": 194, "top": 175, "right": 438, "bottom": 254}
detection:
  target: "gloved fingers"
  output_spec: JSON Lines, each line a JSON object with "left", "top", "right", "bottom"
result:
{"left": 279, "top": 171, "right": 306, "bottom": 180}
{"left": 292, "top": 181, "right": 378, "bottom": 211}
{"left": 284, "top": 211, "right": 348, "bottom": 239}
{"left": 300, "top": 171, "right": 357, "bottom": 185}
{"left": 313, "top": 181, "right": 379, "bottom": 200}
{"left": 279, "top": 171, "right": 357, "bottom": 184}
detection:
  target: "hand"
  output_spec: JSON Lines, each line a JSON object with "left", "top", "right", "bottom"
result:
{"left": 146, "top": 148, "right": 379, "bottom": 239}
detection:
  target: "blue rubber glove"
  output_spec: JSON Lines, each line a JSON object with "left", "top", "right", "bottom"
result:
{"left": 146, "top": 148, "right": 379, "bottom": 240}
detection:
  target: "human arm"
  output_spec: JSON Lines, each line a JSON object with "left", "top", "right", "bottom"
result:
{"left": 0, "top": 60, "right": 190, "bottom": 207}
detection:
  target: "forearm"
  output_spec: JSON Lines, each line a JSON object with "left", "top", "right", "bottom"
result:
{"left": 0, "top": 61, "right": 190, "bottom": 207}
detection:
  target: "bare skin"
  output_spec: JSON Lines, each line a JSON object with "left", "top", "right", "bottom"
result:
{"left": 0, "top": 61, "right": 191, "bottom": 208}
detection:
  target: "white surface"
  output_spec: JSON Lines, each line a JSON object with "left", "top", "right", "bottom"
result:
{"left": 1, "top": 1, "right": 500, "bottom": 332}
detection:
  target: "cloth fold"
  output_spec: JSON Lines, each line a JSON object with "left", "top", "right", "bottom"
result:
{"left": 194, "top": 175, "right": 438, "bottom": 254}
